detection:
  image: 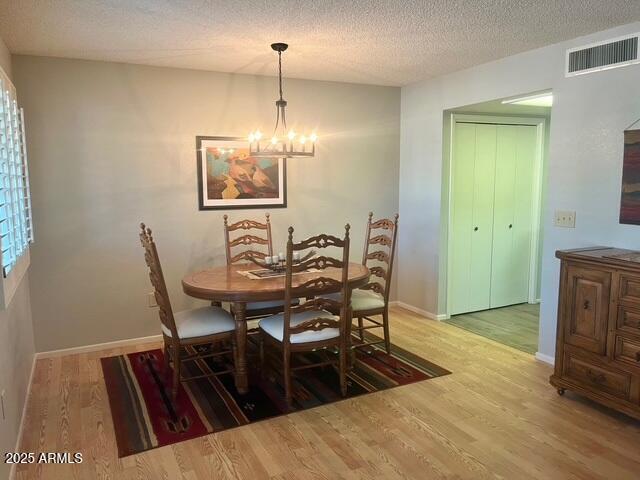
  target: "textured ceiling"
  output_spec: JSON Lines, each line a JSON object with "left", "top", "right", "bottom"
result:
{"left": 1, "top": 1, "right": 640, "bottom": 86}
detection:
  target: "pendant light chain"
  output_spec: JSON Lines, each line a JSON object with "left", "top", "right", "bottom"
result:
{"left": 278, "top": 50, "right": 284, "bottom": 103}
{"left": 278, "top": 50, "right": 287, "bottom": 130}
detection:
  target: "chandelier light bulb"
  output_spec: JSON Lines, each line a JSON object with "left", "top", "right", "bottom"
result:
{"left": 300, "top": 135, "right": 307, "bottom": 144}
{"left": 254, "top": 130, "right": 263, "bottom": 141}
{"left": 271, "top": 136, "right": 278, "bottom": 145}
{"left": 248, "top": 132, "right": 255, "bottom": 142}
{"left": 310, "top": 132, "right": 318, "bottom": 142}
{"left": 288, "top": 130, "right": 296, "bottom": 141}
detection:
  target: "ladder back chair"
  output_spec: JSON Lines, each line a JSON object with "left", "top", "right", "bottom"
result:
{"left": 258, "top": 225, "right": 352, "bottom": 409}
{"left": 224, "top": 213, "right": 291, "bottom": 318}
{"left": 139, "top": 223, "right": 236, "bottom": 400}
{"left": 224, "top": 213, "right": 273, "bottom": 264}
{"left": 353, "top": 212, "right": 399, "bottom": 353}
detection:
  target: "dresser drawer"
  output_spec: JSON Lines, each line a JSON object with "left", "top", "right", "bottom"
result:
{"left": 562, "top": 352, "right": 632, "bottom": 401}
{"left": 616, "top": 305, "right": 640, "bottom": 335}
{"left": 613, "top": 335, "right": 640, "bottom": 369}
{"left": 619, "top": 273, "right": 640, "bottom": 306}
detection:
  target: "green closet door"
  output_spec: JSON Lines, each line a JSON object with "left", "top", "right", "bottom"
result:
{"left": 490, "top": 125, "right": 537, "bottom": 308}
{"left": 450, "top": 123, "right": 496, "bottom": 315}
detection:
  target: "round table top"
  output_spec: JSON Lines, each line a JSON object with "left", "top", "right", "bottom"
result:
{"left": 182, "top": 262, "right": 370, "bottom": 302}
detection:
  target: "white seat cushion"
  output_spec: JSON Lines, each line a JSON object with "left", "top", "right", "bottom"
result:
{"left": 259, "top": 309, "right": 340, "bottom": 344}
{"left": 162, "top": 306, "right": 235, "bottom": 339}
{"left": 323, "top": 289, "right": 386, "bottom": 312}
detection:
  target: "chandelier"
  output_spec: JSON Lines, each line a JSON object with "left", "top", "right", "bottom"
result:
{"left": 248, "top": 43, "right": 317, "bottom": 158}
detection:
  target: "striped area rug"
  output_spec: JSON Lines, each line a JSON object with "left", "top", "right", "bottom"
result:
{"left": 101, "top": 338, "right": 450, "bottom": 457}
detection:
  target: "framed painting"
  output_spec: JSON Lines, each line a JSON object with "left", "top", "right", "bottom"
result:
{"left": 196, "top": 136, "right": 287, "bottom": 210}
{"left": 620, "top": 129, "right": 640, "bottom": 225}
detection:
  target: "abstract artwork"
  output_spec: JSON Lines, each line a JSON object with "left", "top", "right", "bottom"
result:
{"left": 620, "top": 129, "right": 640, "bottom": 225}
{"left": 196, "top": 136, "right": 286, "bottom": 210}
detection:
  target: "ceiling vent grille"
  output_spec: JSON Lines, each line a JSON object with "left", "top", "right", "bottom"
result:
{"left": 566, "top": 34, "right": 639, "bottom": 77}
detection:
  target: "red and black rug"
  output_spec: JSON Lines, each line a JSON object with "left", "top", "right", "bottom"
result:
{"left": 101, "top": 339, "right": 450, "bottom": 457}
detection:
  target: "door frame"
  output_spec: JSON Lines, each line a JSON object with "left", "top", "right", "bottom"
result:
{"left": 443, "top": 113, "right": 547, "bottom": 318}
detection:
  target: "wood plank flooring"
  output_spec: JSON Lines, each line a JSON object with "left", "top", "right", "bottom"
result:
{"left": 445, "top": 303, "right": 540, "bottom": 354}
{"left": 16, "top": 306, "right": 640, "bottom": 479}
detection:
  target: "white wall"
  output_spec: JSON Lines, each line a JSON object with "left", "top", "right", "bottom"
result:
{"left": 0, "top": 37, "right": 36, "bottom": 480}
{"left": 13, "top": 56, "right": 401, "bottom": 352}
{"left": 0, "top": 37, "right": 10, "bottom": 79}
{"left": 399, "top": 22, "right": 640, "bottom": 358}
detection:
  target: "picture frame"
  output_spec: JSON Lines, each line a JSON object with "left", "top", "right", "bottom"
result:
{"left": 196, "top": 136, "right": 287, "bottom": 210}
{"left": 620, "top": 129, "right": 640, "bottom": 225}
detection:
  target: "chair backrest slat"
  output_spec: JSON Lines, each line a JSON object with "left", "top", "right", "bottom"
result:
{"left": 139, "top": 223, "right": 177, "bottom": 338}
{"left": 361, "top": 212, "right": 399, "bottom": 303}
{"left": 282, "top": 225, "right": 351, "bottom": 345}
{"left": 224, "top": 213, "right": 273, "bottom": 265}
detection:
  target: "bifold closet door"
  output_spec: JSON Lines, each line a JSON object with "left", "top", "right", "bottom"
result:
{"left": 490, "top": 125, "right": 537, "bottom": 308}
{"left": 450, "top": 123, "right": 496, "bottom": 315}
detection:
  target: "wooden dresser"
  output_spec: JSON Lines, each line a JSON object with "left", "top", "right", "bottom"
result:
{"left": 551, "top": 247, "right": 640, "bottom": 420}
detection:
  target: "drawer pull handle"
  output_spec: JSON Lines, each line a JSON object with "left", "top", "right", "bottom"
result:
{"left": 586, "top": 369, "right": 606, "bottom": 384}
{"left": 583, "top": 300, "right": 590, "bottom": 310}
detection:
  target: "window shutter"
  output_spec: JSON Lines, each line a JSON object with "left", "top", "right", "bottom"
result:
{"left": 0, "top": 80, "right": 33, "bottom": 277}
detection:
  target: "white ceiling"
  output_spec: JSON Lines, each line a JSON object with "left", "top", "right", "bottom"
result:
{"left": 1, "top": 1, "right": 640, "bottom": 86}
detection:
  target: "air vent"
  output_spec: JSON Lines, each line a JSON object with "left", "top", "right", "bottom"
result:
{"left": 566, "top": 34, "right": 639, "bottom": 77}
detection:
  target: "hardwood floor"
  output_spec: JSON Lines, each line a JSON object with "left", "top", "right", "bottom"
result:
{"left": 16, "top": 306, "right": 640, "bottom": 479}
{"left": 445, "top": 303, "right": 540, "bottom": 354}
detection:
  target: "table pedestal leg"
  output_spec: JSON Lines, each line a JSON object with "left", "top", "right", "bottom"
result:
{"left": 233, "top": 302, "right": 249, "bottom": 394}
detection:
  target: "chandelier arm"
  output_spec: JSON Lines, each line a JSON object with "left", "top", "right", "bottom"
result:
{"left": 281, "top": 104, "right": 287, "bottom": 130}
{"left": 272, "top": 103, "right": 280, "bottom": 137}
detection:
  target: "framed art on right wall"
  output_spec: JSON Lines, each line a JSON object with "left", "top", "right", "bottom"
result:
{"left": 620, "top": 129, "right": 640, "bottom": 225}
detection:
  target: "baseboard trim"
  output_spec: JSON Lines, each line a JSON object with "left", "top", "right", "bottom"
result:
{"left": 9, "top": 353, "right": 37, "bottom": 480}
{"left": 390, "top": 301, "right": 447, "bottom": 321}
{"left": 35, "top": 334, "right": 163, "bottom": 359}
{"left": 535, "top": 352, "right": 555, "bottom": 366}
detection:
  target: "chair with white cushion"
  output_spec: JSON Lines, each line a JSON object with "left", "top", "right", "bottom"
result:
{"left": 224, "top": 213, "right": 292, "bottom": 318}
{"left": 323, "top": 213, "right": 398, "bottom": 353}
{"left": 353, "top": 212, "right": 399, "bottom": 353}
{"left": 259, "top": 225, "right": 352, "bottom": 409}
{"left": 139, "top": 223, "right": 236, "bottom": 400}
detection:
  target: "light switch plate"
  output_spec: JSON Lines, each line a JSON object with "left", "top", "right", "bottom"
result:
{"left": 554, "top": 210, "right": 576, "bottom": 228}
{"left": 147, "top": 292, "right": 158, "bottom": 308}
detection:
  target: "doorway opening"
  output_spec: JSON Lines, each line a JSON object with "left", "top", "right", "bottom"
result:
{"left": 440, "top": 92, "right": 552, "bottom": 354}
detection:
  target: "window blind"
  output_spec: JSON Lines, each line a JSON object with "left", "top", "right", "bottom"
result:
{"left": 0, "top": 79, "right": 33, "bottom": 277}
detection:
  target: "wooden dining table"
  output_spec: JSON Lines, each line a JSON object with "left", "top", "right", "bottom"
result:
{"left": 182, "top": 262, "right": 370, "bottom": 394}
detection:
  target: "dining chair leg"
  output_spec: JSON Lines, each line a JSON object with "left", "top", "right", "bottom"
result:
{"left": 382, "top": 309, "right": 391, "bottom": 354}
{"left": 171, "top": 352, "right": 181, "bottom": 401}
{"left": 231, "top": 337, "right": 238, "bottom": 374}
{"left": 346, "top": 308, "right": 356, "bottom": 369}
{"left": 357, "top": 316, "right": 365, "bottom": 342}
{"left": 339, "top": 341, "right": 347, "bottom": 397}
{"left": 163, "top": 343, "right": 171, "bottom": 376}
{"left": 259, "top": 331, "right": 265, "bottom": 379}
{"left": 284, "top": 348, "right": 292, "bottom": 410}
